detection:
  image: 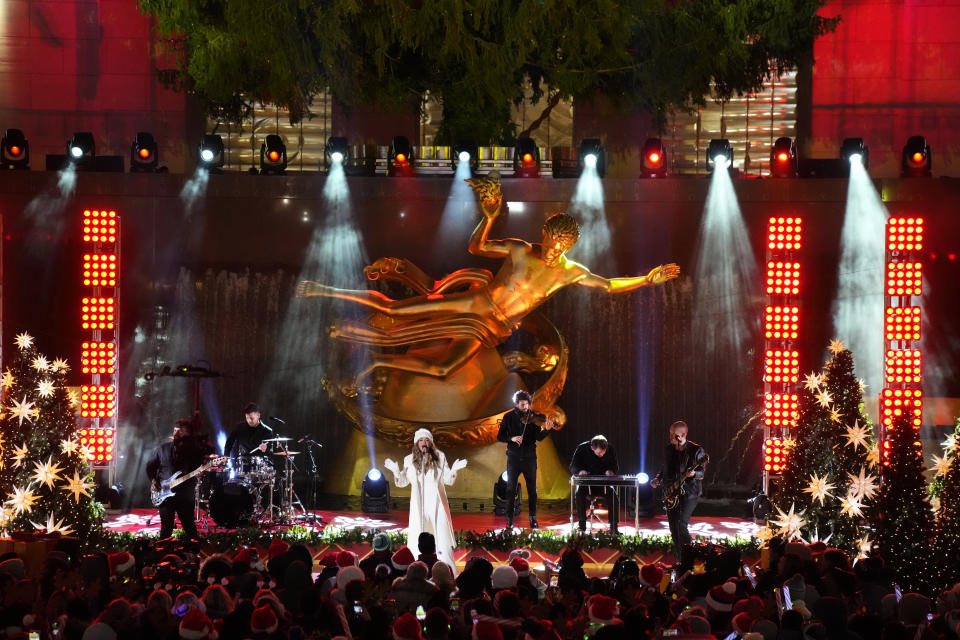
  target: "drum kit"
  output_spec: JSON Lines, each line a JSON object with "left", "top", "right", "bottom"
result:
{"left": 195, "top": 436, "right": 321, "bottom": 529}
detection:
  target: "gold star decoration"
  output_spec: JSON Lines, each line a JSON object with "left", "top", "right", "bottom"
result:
{"left": 866, "top": 444, "right": 881, "bottom": 468}
{"left": 847, "top": 467, "right": 879, "bottom": 501}
{"left": 856, "top": 534, "right": 873, "bottom": 560}
{"left": 0, "top": 505, "right": 11, "bottom": 528}
{"left": 828, "top": 338, "right": 847, "bottom": 355}
{"left": 6, "top": 486, "right": 38, "bottom": 515}
{"left": 67, "top": 389, "right": 82, "bottom": 411}
{"left": 61, "top": 469, "right": 96, "bottom": 504}
{"left": 31, "top": 355, "right": 50, "bottom": 372}
{"left": 816, "top": 389, "right": 833, "bottom": 408}
{"left": 840, "top": 492, "right": 865, "bottom": 518}
{"left": 782, "top": 436, "right": 797, "bottom": 450}
{"left": 14, "top": 332, "right": 34, "bottom": 350}
{"left": 60, "top": 439, "right": 80, "bottom": 456}
{"left": 36, "top": 380, "right": 56, "bottom": 398}
{"left": 754, "top": 525, "right": 776, "bottom": 546}
{"left": 11, "top": 443, "right": 29, "bottom": 468}
{"left": 0, "top": 370, "right": 14, "bottom": 390}
{"left": 29, "top": 513, "right": 74, "bottom": 537}
{"left": 858, "top": 379, "right": 868, "bottom": 393}
{"left": 803, "top": 473, "right": 836, "bottom": 506}
{"left": 803, "top": 372, "right": 824, "bottom": 392}
{"left": 770, "top": 502, "right": 807, "bottom": 541}
{"left": 51, "top": 358, "right": 70, "bottom": 373}
{"left": 830, "top": 407, "right": 843, "bottom": 423}
{"left": 7, "top": 396, "right": 38, "bottom": 426}
{"left": 931, "top": 454, "right": 953, "bottom": 478}
{"left": 31, "top": 456, "right": 64, "bottom": 490}
{"left": 844, "top": 421, "right": 872, "bottom": 452}
{"left": 943, "top": 433, "right": 960, "bottom": 456}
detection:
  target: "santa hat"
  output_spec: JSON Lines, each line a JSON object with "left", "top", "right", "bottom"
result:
{"left": 523, "top": 619, "right": 561, "bottom": 640}
{"left": 491, "top": 565, "right": 518, "bottom": 590}
{"left": 413, "top": 428, "right": 434, "bottom": 443}
{"left": 336, "top": 550, "right": 358, "bottom": 568}
{"left": 732, "top": 612, "right": 755, "bottom": 634}
{"left": 509, "top": 557, "right": 530, "bottom": 577}
{"left": 319, "top": 552, "right": 340, "bottom": 568}
{"left": 393, "top": 612, "right": 423, "bottom": 640}
{"left": 179, "top": 608, "right": 217, "bottom": 640}
{"left": 337, "top": 566, "right": 365, "bottom": 590}
{"left": 250, "top": 605, "right": 279, "bottom": 635}
{"left": 588, "top": 594, "right": 620, "bottom": 625}
{"left": 392, "top": 546, "right": 416, "bottom": 571}
{"left": 268, "top": 538, "right": 289, "bottom": 559}
{"left": 472, "top": 620, "right": 504, "bottom": 640}
{"left": 639, "top": 563, "right": 664, "bottom": 588}
{"left": 706, "top": 580, "right": 738, "bottom": 612}
{"left": 232, "top": 548, "right": 253, "bottom": 565}
{"left": 108, "top": 552, "right": 136, "bottom": 577}
{"left": 732, "top": 595, "right": 764, "bottom": 620}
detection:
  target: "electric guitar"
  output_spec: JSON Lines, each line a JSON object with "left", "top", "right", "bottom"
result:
{"left": 150, "top": 456, "right": 226, "bottom": 506}
{"left": 662, "top": 453, "right": 709, "bottom": 510}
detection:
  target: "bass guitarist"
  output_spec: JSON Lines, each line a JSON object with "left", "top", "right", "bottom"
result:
{"left": 650, "top": 420, "right": 708, "bottom": 560}
{"left": 146, "top": 417, "right": 213, "bottom": 539}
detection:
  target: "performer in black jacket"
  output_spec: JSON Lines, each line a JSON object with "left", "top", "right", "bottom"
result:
{"left": 570, "top": 435, "right": 620, "bottom": 534}
{"left": 146, "top": 418, "right": 212, "bottom": 539}
{"left": 496, "top": 390, "right": 555, "bottom": 529}
{"left": 223, "top": 402, "right": 272, "bottom": 459}
{"left": 650, "top": 420, "right": 708, "bottom": 558}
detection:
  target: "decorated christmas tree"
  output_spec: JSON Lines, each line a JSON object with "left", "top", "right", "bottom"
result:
{"left": 0, "top": 333, "right": 102, "bottom": 540}
{"left": 930, "top": 419, "right": 960, "bottom": 592}
{"left": 875, "top": 411, "right": 934, "bottom": 593}
{"left": 766, "top": 340, "right": 876, "bottom": 554}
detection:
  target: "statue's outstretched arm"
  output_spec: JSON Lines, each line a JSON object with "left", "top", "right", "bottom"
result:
{"left": 577, "top": 263, "right": 680, "bottom": 293}
{"left": 467, "top": 174, "right": 511, "bottom": 258}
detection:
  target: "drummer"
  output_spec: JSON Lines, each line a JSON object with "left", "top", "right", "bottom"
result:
{"left": 224, "top": 402, "right": 273, "bottom": 460}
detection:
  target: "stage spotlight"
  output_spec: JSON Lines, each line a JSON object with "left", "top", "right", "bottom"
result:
{"left": 361, "top": 467, "right": 390, "bottom": 513}
{"left": 640, "top": 138, "right": 666, "bottom": 178}
{"left": 452, "top": 141, "right": 479, "bottom": 172}
{"left": 388, "top": 135, "right": 414, "bottom": 177}
{"left": 130, "top": 132, "right": 158, "bottom": 173}
{"left": 492, "top": 470, "right": 521, "bottom": 516}
{"left": 769, "top": 137, "right": 797, "bottom": 178}
{"left": 626, "top": 474, "right": 656, "bottom": 519}
{"left": 706, "top": 139, "right": 733, "bottom": 172}
{"left": 325, "top": 136, "right": 349, "bottom": 169}
{"left": 840, "top": 137, "right": 869, "bottom": 168}
{"left": 198, "top": 134, "right": 225, "bottom": 170}
{"left": 513, "top": 137, "right": 541, "bottom": 178}
{"left": 260, "top": 134, "right": 287, "bottom": 174}
{"left": 747, "top": 492, "right": 772, "bottom": 521}
{"left": 1, "top": 128, "right": 29, "bottom": 169}
{"left": 578, "top": 138, "right": 606, "bottom": 177}
{"left": 901, "top": 135, "right": 931, "bottom": 178}
{"left": 67, "top": 132, "right": 96, "bottom": 167}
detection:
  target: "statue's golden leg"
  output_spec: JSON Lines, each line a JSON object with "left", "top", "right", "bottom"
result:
{"left": 308, "top": 284, "right": 481, "bottom": 319}
{"left": 358, "top": 338, "right": 483, "bottom": 379}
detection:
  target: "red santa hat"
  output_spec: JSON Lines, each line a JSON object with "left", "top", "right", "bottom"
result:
{"left": 319, "top": 552, "right": 340, "bottom": 568}
{"left": 588, "top": 594, "right": 621, "bottom": 625}
{"left": 268, "top": 537, "right": 289, "bottom": 559}
{"left": 232, "top": 548, "right": 253, "bottom": 565}
{"left": 108, "top": 552, "right": 136, "bottom": 577}
{"left": 706, "top": 580, "right": 739, "bottom": 612}
{"left": 250, "top": 605, "right": 278, "bottom": 635}
{"left": 472, "top": 620, "right": 504, "bottom": 640}
{"left": 392, "top": 546, "right": 416, "bottom": 571}
{"left": 732, "top": 612, "right": 755, "bottom": 634}
{"left": 336, "top": 550, "right": 358, "bottom": 567}
{"left": 179, "top": 608, "right": 217, "bottom": 640}
{"left": 523, "top": 619, "right": 561, "bottom": 640}
{"left": 639, "top": 563, "right": 664, "bottom": 588}
{"left": 393, "top": 612, "right": 423, "bottom": 640}
{"left": 509, "top": 557, "right": 530, "bottom": 577}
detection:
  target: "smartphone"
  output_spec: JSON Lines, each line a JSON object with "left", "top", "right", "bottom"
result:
{"left": 670, "top": 569, "right": 676, "bottom": 584}
{"left": 661, "top": 630, "right": 678, "bottom": 637}
{"left": 470, "top": 609, "right": 479, "bottom": 626}
{"left": 29, "top": 633, "right": 39, "bottom": 640}
{"left": 450, "top": 597, "right": 460, "bottom": 610}
{"left": 353, "top": 604, "right": 364, "bottom": 615}
{"left": 894, "top": 585, "right": 902, "bottom": 602}
{"left": 927, "top": 613, "right": 934, "bottom": 622}
{"left": 549, "top": 575, "right": 558, "bottom": 588}
{"left": 783, "top": 585, "right": 792, "bottom": 610}
{"left": 742, "top": 563, "right": 757, "bottom": 589}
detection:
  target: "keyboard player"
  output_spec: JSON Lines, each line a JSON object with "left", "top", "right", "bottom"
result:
{"left": 570, "top": 435, "right": 620, "bottom": 535}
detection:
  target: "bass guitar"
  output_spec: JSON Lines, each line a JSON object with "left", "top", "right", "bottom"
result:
{"left": 151, "top": 456, "right": 226, "bottom": 507}
{"left": 662, "top": 453, "right": 709, "bottom": 510}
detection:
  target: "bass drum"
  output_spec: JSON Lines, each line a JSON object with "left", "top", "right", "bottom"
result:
{"left": 209, "top": 480, "right": 255, "bottom": 528}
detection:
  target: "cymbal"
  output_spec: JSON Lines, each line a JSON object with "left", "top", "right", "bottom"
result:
{"left": 273, "top": 451, "right": 300, "bottom": 456}
{"left": 262, "top": 437, "right": 292, "bottom": 442}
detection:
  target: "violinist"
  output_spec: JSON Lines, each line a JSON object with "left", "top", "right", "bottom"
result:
{"left": 496, "top": 390, "right": 555, "bottom": 529}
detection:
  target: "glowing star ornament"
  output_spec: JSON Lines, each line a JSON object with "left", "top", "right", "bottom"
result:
{"left": 847, "top": 467, "right": 879, "bottom": 501}
{"left": 60, "top": 439, "right": 80, "bottom": 456}
{"left": 817, "top": 390, "right": 833, "bottom": 408}
{"left": 844, "top": 421, "right": 871, "bottom": 452}
{"left": 11, "top": 443, "right": 29, "bottom": 468}
{"left": 67, "top": 389, "right": 82, "bottom": 411}
{"left": 856, "top": 534, "right": 873, "bottom": 560}
{"left": 830, "top": 408, "right": 843, "bottom": 424}
{"left": 29, "top": 513, "right": 74, "bottom": 537}
{"left": 36, "top": 380, "right": 56, "bottom": 398}
{"left": 867, "top": 444, "right": 881, "bottom": 468}
{"left": 803, "top": 372, "right": 824, "bottom": 392}
{"left": 14, "top": 332, "right": 34, "bottom": 350}
{"left": 828, "top": 338, "right": 847, "bottom": 355}
{"left": 51, "top": 358, "right": 70, "bottom": 373}
{"left": 0, "top": 505, "right": 10, "bottom": 528}
{"left": 771, "top": 503, "right": 807, "bottom": 541}
{"left": 61, "top": 469, "right": 95, "bottom": 503}
{"left": 782, "top": 436, "right": 797, "bottom": 450}
{"left": 7, "top": 396, "right": 37, "bottom": 426}
{"left": 858, "top": 379, "right": 868, "bottom": 393}
{"left": 31, "top": 456, "right": 65, "bottom": 490}
{"left": 840, "top": 492, "right": 865, "bottom": 518}
{"left": 31, "top": 355, "right": 50, "bottom": 372}
{"left": 803, "top": 473, "right": 836, "bottom": 506}
{"left": 931, "top": 454, "right": 952, "bottom": 478}
{"left": 6, "top": 486, "right": 38, "bottom": 515}
{"left": 943, "top": 434, "right": 960, "bottom": 456}
{"left": 754, "top": 525, "right": 776, "bottom": 546}
{"left": 0, "top": 370, "right": 14, "bottom": 390}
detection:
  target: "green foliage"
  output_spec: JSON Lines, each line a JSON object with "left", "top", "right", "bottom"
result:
{"left": 0, "top": 337, "right": 103, "bottom": 542}
{"left": 931, "top": 420, "right": 960, "bottom": 592}
{"left": 875, "top": 412, "right": 934, "bottom": 593}
{"left": 138, "top": 0, "right": 839, "bottom": 140}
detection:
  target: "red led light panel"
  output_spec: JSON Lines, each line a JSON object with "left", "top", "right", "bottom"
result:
{"left": 886, "top": 217, "right": 924, "bottom": 252}
{"left": 885, "top": 262, "right": 922, "bottom": 297}
{"left": 885, "top": 349, "right": 921, "bottom": 384}
{"left": 80, "top": 385, "right": 116, "bottom": 418}
{"left": 764, "top": 349, "right": 799, "bottom": 383}
{"left": 764, "top": 393, "right": 798, "bottom": 428}
{"left": 82, "top": 254, "right": 118, "bottom": 287}
{"left": 82, "top": 210, "right": 118, "bottom": 243}
{"left": 764, "top": 438, "right": 788, "bottom": 473}
{"left": 78, "top": 428, "right": 115, "bottom": 462}
{"left": 766, "top": 261, "right": 801, "bottom": 295}
{"left": 81, "top": 341, "right": 117, "bottom": 375}
{"left": 764, "top": 306, "right": 800, "bottom": 340}
{"left": 880, "top": 387, "right": 923, "bottom": 429}
{"left": 883, "top": 307, "right": 921, "bottom": 341}
{"left": 81, "top": 297, "right": 116, "bottom": 330}
{"left": 767, "top": 217, "right": 802, "bottom": 251}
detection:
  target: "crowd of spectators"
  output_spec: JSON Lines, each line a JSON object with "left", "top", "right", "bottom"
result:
{"left": 1, "top": 531, "right": 960, "bottom": 640}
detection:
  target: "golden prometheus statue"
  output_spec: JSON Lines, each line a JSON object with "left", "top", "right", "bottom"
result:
{"left": 296, "top": 173, "right": 679, "bottom": 448}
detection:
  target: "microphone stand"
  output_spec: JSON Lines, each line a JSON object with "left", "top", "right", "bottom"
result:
{"left": 300, "top": 438, "right": 324, "bottom": 525}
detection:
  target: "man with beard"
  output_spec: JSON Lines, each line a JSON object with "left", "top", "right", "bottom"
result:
{"left": 384, "top": 429, "right": 466, "bottom": 573}
{"left": 497, "top": 389, "right": 555, "bottom": 529}
{"left": 146, "top": 417, "right": 213, "bottom": 539}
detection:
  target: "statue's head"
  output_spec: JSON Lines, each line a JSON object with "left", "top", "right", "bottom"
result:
{"left": 541, "top": 212, "right": 580, "bottom": 265}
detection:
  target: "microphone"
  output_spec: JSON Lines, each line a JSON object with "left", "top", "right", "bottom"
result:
{"left": 270, "top": 416, "right": 286, "bottom": 424}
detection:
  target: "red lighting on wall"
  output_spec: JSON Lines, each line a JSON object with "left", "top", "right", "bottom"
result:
{"left": 80, "top": 385, "right": 116, "bottom": 418}
{"left": 81, "top": 297, "right": 115, "bottom": 330}
{"left": 765, "top": 261, "right": 800, "bottom": 295}
{"left": 82, "top": 210, "right": 118, "bottom": 243}
{"left": 880, "top": 387, "right": 922, "bottom": 430}
{"left": 884, "top": 349, "right": 921, "bottom": 384}
{"left": 764, "top": 438, "right": 788, "bottom": 473}
{"left": 883, "top": 306, "right": 921, "bottom": 341}
{"left": 82, "top": 254, "right": 118, "bottom": 287}
{"left": 78, "top": 428, "right": 114, "bottom": 462}
{"left": 767, "top": 217, "right": 802, "bottom": 251}
{"left": 885, "top": 217, "right": 924, "bottom": 252}
{"left": 764, "top": 306, "right": 799, "bottom": 339}
{"left": 764, "top": 392, "right": 798, "bottom": 428}
{"left": 764, "top": 349, "right": 799, "bottom": 383}
{"left": 81, "top": 342, "right": 116, "bottom": 375}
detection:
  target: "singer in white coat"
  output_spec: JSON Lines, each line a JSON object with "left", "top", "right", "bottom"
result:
{"left": 384, "top": 429, "right": 466, "bottom": 574}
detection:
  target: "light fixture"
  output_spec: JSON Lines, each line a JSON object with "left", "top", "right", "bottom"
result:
{"left": 325, "top": 136, "right": 349, "bottom": 170}
{"left": 626, "top": 476, "right": 656, "bottom": 519}
{"left": 640, "top": 138, "right": 666, "bottom": 178}
{"left": 513, "top": 137, "right": 540, "bottom": 178}
{"left": 260, "top": 134, "right": 287, "bottom": 174}
{"left": 706, "top": 139, "right": 733, "bottom": 172}
{"left": 1, "top": 128, "right": 29, "bottom": 169}
{"left": 67, "top": 132, "right": 96, "bottom": 167}
{"left": 361, "top": 467, "right": 390, "bottom": 513}
{"left": 452, "top": 141, "right": 479, "bottom": 172}
{"left": 492, "top": 470, "right": 521, "bottom": 516}
{"left": 578, "top": 138, "right": 606, "bottom": 177}
{"left": 388, "top": 136, "right": 414, "bottom": 177}
{"left": 769, "top": 137, "right": 797, "bottom": 178}
{"left": 130, "top": 132, "right": 158, "bottom": 172}
{"left": 901, "top": 135, "right": 931, "bottom": 178}
{"left": 198, "top": 134, "right": 224, "bottom": 170}
{"left": 840, "top": 137, "right": 869, "bottom": 168}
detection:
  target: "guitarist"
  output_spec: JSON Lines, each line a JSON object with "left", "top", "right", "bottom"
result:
{"left": 496, "top": 390, "right": 555, "bottom": 529}
{"left": 146, "top": 418, "right": 212, "bottom": 539}
{"left": 650, "top": 420, "right": 708, "bottom": 560}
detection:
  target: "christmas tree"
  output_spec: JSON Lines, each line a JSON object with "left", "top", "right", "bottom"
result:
{"left": 930, "top": 419, "right": 960, "bottom": 592}
{"left": 0, "top": 333, "right": 102, "bottom": 540}
{"left": 874, "top": 411, "right": 934, "bottom": 593}
{"left": 766, "top": 340, "right": 876, "bottom": 555}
